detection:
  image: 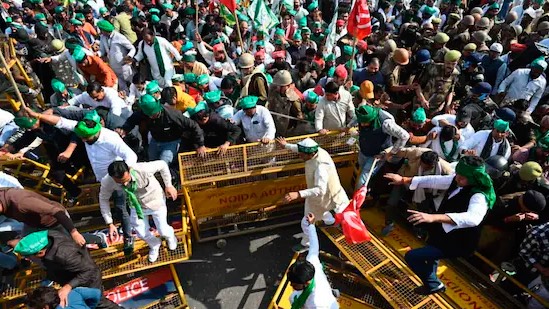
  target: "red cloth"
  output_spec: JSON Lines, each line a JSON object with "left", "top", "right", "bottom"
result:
{"left": 220, "top": 0, "right": 236, "bottom": 13}
{"left": 510, "top": 43, "right": 527, "bottom": 53}
{"left": 334, "top": 64, "right": 348, "bottom": 79}
{"left": 255, "top": 49, "right": 265, "bottom": 58}
{"left": 347, "top": 0, "right": 372, "bottom": 39}
{"left": 336, "top": 19, "right": 345, "bottom": 26}
{"left": 334, "top": 185, "right": 371, "bottom": 244}
{"left": 212, "top": 43, "right": 225, "bottom": 52}
{"left": 313, "top": 84, "right": 324, "bottom": 96}
{"left": 357, "top": 40, "right": 368, "bottom": 50}
{"left": 272, "top": 50, "right": 285, "bottom": 59}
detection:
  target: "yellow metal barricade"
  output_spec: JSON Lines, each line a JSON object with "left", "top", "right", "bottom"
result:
{"left": 178, "top": 132, "right": 358, "bottom": 242}
{"left": 321, "top": 226, "right": 455, "bottom": 309}
{"left": 360, "top": 206, "right": 546, "bottom": 309}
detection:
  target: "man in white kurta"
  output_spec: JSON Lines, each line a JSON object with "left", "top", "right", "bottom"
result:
{"left": 459, "top": 119, "right": 512, "bottom": 160}
{"left": 287, "top": 214, "right": 339, "bottom": 309}
{"left": 134, "top": 31, "right": 182, "bottom": 87}
{"left": 497, "top": 58, "right": 547, "bottom": 113}
{"left": 68, "top": 85, "right": 131, "bottom": 118}
{"left": 97, "top": 20, "right": 136, "bottom": 92}
{"left": 277, "top": 138, "right": 349, "bottom": 249}
{"left": 231, "top": 95, "right": 276, "bottom": 143}
{"left": 99, "top": 160, "right": 178, "bottom": 262}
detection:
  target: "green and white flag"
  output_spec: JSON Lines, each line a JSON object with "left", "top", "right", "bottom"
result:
{"left": 220, "top": 4, "right": 237, "bottom": 26}
{"left": 248, "top": 0, "right": 279, "bottom": 32}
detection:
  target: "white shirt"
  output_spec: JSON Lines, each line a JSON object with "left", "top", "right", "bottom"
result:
{"left": 0, "top": 108, "right": 14, "bottom": 129}
{"left": 497, "top": 68, "right": 547, "bottom": 113}
{"left": 431, "top": 114, "right": 475, "bottom": 140}
{"left": 283, "top": 144, "right": 330, "bottom": 199}
{"left": 99, "top": 31, "right": 136, "bottom": 75}
{"left": 134, "top": 36, "right": 182, "bottom": 79}
{"left": 55, "top": 117, "right": 137, "bottom": 181}
{"left": 231, "top": 105, "right": 276, "bottom": 142}
{"left": 315, "top": 89, "right": 355, "bottom": 131}
{"left": 99, "top": 160, "right": 172, "bottom": 224}
{"left": 289, "top": 217, "right": 339, "bottom": 309}
{"left": 197, "top": 42, "right": 237, "bottom": 74}
{"left": 422, "top": 127, "right": 464, "bottom": 162}
{"left": 410, "top": 174, "right": 488, "bottom": 233}
{"left": 127, "top": 83, "right": 145, "bottom": 108}
{"left": 68, "top": 87, "right": 130, "bottom": 117}
{"left": 0, "top": 171, "right": 23, "bottom": 189}
{"left": 459, "top": 130, "right": 511, "bottom": 160}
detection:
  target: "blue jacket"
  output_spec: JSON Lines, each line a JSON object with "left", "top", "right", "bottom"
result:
{"left": 56, "top": 287, "right": 101, "bottom": 309}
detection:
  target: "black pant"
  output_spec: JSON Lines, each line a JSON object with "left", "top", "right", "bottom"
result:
{"left": 96, "top": 297, "right": 122, "bottom": 309}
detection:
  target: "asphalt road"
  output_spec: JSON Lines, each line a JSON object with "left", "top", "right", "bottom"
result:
{"left": 176, "top": 225, "right": 303, "bottom": 309}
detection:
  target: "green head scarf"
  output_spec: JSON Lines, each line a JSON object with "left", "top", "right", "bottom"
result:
{"left": 306, "top": 92, "right": 319, "bottom": 104}
{"left": 139, "top": 94, "right": 163, "bottom": 116}
{"left": 197, "top": 74, "right": 209, "bottom": 86}
{"left": 455, "top": 157, "right": 496, "bottom": 209}
{"left": 188, "top": 101, "right": 208, "bottom": 117}
{"left": 51, "top": 79, "right": 66, "bottom": 93}
{"left": 14, "top": 230, "right": 49, "bottom": 256}
{"left": 145, "top": 80, "right": 161, "bottom": 95}
{"left": 184, "top": 73, "right": 197, "bottom": 84}
{"left": 74, "top": 120, "right": 101, "bottom": 138}
{"left": 14, "top": 117, "right": 38, "bottom": 129}
{"left": 97, "top": 20, "right": 114, "bottom": 32}
{"left": 411, "top": 107, "right": 427, "bottom": 124}
{"left": 203, "top": 90, "right": 222, "bottom": 104}
{"left": 183, "top": 53, "right": 196, "bottom": 62}
{"left": 72, "top": 47, "right": 86, "bottom": 63}
{"left": 239, "top": 96, "right": 258, "bottom": 109}
{"left": 494, "top": 119, "right": 509, "bottom": 132}
{"left": 356, "top": 105, "right": 381, "bottom": 129}
{"left": 84, "top": 110, "right": 101, "bottom": 124}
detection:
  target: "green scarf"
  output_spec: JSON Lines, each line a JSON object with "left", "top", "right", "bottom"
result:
{"left": 356, "top": 105, "right": 382, "bottom": 129}
{"left": 439, "top": 138, "right": 458, "bottom": 162}
{"left": 153, "top": 38, "right": 166, "bottom": 77}
{"left": 455, "top": 159, "right": 496, "bottom": 209}
{"left": 123, "top": 170, "right": 144, "bottom": 219}
{"left": 291, "top": 278, "right": 315, "bottom": 309}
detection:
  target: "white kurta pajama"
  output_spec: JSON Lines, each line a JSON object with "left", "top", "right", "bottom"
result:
{"left": 284, "top": 144, "right": 349, "bottom": 246}
{"left": 459, "top": 130, "right": 511, "bottom": 160}
{"left": 99, "top": 30, "right": 136, "bottom": 90}
{"left": 134, "top": 36, "right": 182, "bottom": 88}
{"left": 289, "top": 217, "right": 339, "bottom": 309}
{"left": 99, "top": 160, "right": 177, "bottom": 249}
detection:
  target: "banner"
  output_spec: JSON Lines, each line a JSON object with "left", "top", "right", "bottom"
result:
{"left": 247, "top": 0, "right": 279, "bottom": 32}
{"left": 105, "top": 268, "right": 172, "bottom": 304}
{"left": 189, "top": 176, "right": 307, "bottom": 218}
{"left": 347, "top": 0, "right": 372, "bottom": 39}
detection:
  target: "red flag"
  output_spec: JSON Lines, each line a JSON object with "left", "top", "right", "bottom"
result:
{"left": 334, "top": 185, "right": 371, "bottom": 244}
{"left": 347, "top": 0, "right": 372, "bottom": 40}
{"left": 219, "top": 0, "right": 237, "bottom": 13}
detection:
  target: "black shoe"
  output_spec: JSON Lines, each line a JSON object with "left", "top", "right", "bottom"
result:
{"left": 413, "top": 284, "right": 446, "bottom": 295}
{"left": 123, "top": 236, "right": 134, "bottom": 256}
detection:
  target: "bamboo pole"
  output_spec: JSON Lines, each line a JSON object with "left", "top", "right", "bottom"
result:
{"left": 233, "top": 11, "right": 246, "bottom": 53}
{"left": 0, "top": 45, "right": 27, "bottom": 111}
{"left": 347, "top": 36, "right": 359, "bottom": 84}
{"left": 195, "top": 0, "right": 199, "bottom": 31}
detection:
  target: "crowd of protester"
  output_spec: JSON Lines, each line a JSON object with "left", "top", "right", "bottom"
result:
{"left": 0, "top": 0, "right": 548, "bottom": 307}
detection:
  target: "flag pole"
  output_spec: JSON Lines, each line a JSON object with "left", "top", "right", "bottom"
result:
{"left": 233, "top": 11, "right": 246, "bottom": 53}
{"left": 0, "top": 45, "right": 26, "bottom": 111}
{"left": 195, "top": 1, "right": 199, "bottom": 31}
{"left": 347, "top": 34, "right": 358, "bottom": 83}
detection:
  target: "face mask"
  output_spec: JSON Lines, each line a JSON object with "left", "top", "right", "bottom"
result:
{"left": 478, "top": 93, "right": 488, "bottom": 100}
{"left": 236, "top": 47, "right": 242, "bottom": 55}
{"left": 462, "top": 61, "right": 471, "bottom": 70}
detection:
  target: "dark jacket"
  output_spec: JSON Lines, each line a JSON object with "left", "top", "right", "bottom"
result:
{"left": 43, "top": 230, "right": 102, "bottom": 289}
{"left": 122, "top": 107, "right": 204, "bottom": 148}
{"left": 198, "top": 112, "right": 242, "bottom": 148}
{"left": 0, "top": 188, "right": 73, "bottom": 231}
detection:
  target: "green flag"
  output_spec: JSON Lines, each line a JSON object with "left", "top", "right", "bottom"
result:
{"left": 248, "top": 0, "right": 279, "bottom": 31}
{"left": 220, "top": 4, "right": 236, "bottom": 26}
